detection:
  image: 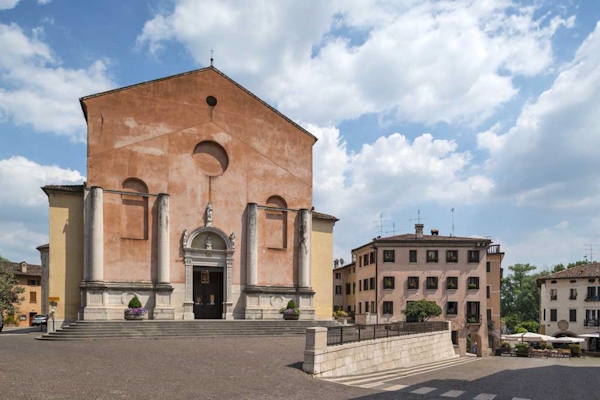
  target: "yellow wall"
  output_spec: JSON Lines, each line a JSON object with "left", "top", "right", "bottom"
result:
{"left": 13, "top": 275, "right": 42, "bottom": 327}
{"left": 311, "top": 218, "right": 334, "bottom": 319}
{"left": 48, "top": 191, "right": 84, "bottom": 322}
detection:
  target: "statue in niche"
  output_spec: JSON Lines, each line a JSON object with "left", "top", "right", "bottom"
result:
{"left": 229, "top": 232, "right": 235, "bottom": 250}
{"left": 205, "top": 202, "right": 213, "bottom": 227}
{"left": 182, "top": 229, "right": 188, "bottom": 247}
{"left": 206, "top": 235, "right": 213, "bottom": 250}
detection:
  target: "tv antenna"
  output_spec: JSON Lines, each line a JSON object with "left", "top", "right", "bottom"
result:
{"left": 385, "top": 222, "right": 397, "bottom": 236}
{"left": 584, "top": 244, "right": 600, "bottom": 263}
{"left": 409, "top": 209, "right": 428, "bottom": 225}
{"left": 451, "top": 208, "right": 455, "bottom": 237}
{"left": 373, "top": 213, "right": 391, "bottom": 237}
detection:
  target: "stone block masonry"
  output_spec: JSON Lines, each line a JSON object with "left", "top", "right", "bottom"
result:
{"left": 303, "top": 326, "right": 457, "bottom": 377}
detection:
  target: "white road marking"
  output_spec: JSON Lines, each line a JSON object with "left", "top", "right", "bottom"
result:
{"left": 440, "top": 390, "right": 466, "bottom": 397}
{"left": 473, "top": 394, "right": 497, "bottom": 400}
{"left": 383, "top": 384, "right": 409, "bottom": 391}
{"left": 411, "top": 387, "right": 437, "bottom": 394}
{"left": 512, "top": 398, "right": 530, "bottom": 400}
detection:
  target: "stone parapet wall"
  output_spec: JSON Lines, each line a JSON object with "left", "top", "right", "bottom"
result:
{"left": 303, "top": 326, "right": 456, "bottom": 377}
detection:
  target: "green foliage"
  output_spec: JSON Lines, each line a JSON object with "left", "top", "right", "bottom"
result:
{"left": 128, "top": 296, "right": 142, "bottom": 309}
{"left": 515, "top": 343, "right": 530, "bottom": 353}
{"left": 500, "top": 341, "right": 511, "bottom": 349}
{"left": 334, "top": 310, "right": 348, "bottom": 318}
{"left": 402, "top": 299, "right": 442, "bottom": 322}
{"left": 515, "top": 326, "right": 528, "bottom": 333}
{"left": 286, "top": 300, "right": 297, "bottom": 309}
{"left": 0, "top": 256, "right": 25, "bottom": 316}
{"left": 501, "top": 263, "right": 541, "bottom": 329}
{"left": 515, "top": 320, "right": 539, "bottom": 333}
{"left": 569, "top": 344, "right": 582, "bottom": 357}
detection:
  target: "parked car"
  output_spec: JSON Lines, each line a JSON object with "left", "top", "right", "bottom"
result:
{"left": 32, "top": 314, "right": 48, "bottom": 326}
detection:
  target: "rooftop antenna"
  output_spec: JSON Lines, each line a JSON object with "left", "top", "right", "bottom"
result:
{"left": 373, "top": 213, "right": 391, "bottom": 237}
{"left": 385, "top": 222, "right": 397, "bottom": 236}
{"left": 210, "top": 47, "right": 215, "bottom": 66}
{"left": 584, "top": 244, "right": 600, "bottom": 263}
{"left": 409, "top": 209, "right": 428, "bottom": 225}
{"left": 451, "top": 208, "right": 455, "bottom": 237}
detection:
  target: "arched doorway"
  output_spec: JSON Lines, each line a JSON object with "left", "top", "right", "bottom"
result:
{"left": 182, "top": 226, "right": 234, "bottom": 320}
{"left": 467, "top": 332, "right": 483, "bottom": 357}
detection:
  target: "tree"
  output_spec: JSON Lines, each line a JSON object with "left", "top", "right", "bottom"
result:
{"left": 0, "top": 255, "right": 25, "bottom": 317}
{"left": 515, "top": 320, "right": 539, "bottom": 333}
{"left": 402, "top": 299, "right": 442, "bottom": 322}
{"left": 501, "top": 263, "right": 540, "bottom": 329}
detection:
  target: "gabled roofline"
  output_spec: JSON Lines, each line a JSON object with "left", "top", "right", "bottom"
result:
{"left": 78, "top": 66, "right": 317, "bottom": 142}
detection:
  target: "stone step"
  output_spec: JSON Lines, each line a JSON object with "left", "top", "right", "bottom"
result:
{"left": 38, "top": 320, "right": 340, "bottom": 341}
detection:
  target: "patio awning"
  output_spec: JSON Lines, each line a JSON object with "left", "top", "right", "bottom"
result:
{"left": 578, "top": 333, "right": 600, "bottom": 338}
{"left": 548, "top": 337, "right": 585, "bottom": 344}
{"left": 502, "top": 332, "right": 553, "bottom": 342}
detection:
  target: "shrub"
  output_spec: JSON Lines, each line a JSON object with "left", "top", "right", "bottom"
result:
{"left": 402, "top": 299, "right": 442, "bottom": 322}
{"left": 286, "top": 300, "right": 297, "bottom": 309}
{"left": 128, "top": 296, "right": 142, "bottom": 309}
{"left": 569, "top": 344, "right": 582, "bottom": 357}
{"left": 515, "top": 327, "right": 528, "bottom": 334}
{"left": 500, "top": 341, "right": 511, "bottom": 349}
{"left": 515, "top": 343, "right": 530, "bottom": 352}
{"left": 334, "top": 310, "right": 348, "bottom": 318}
{"left": 547, "top": 344, "right": 554, "bottom": 350}
{"left": 539, "top": 342, "right": 547, "bottom": 350}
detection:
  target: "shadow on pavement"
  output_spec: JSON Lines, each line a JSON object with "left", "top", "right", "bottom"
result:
{"left": 1, "top": 326, "right": 46, "bottom": 335}
{"left": 350, "top": 365, "right": 600, "bottom": 400}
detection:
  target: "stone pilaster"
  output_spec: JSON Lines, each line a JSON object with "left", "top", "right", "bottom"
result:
{"left": 89, "top": 186, "right": 104, "bottom": 282}
{"left": 298, "top": 208, "right": 311, "bottom": 288}
{"left": 157, "top": 193, "right": 170, "bottom": 284}
{"left": 246, "top": 203, "right": 258, "bottom": 287}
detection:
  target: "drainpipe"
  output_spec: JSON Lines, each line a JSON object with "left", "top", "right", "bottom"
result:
{"left": 372, "top": 241, "right": 379, "bottom": 325}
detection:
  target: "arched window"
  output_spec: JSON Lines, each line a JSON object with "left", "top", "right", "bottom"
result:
{"left": 121, "top": 178, "right": 148, "bottom": 240}
{"left": 265, "top": 195, "right": 287, "bottom": 249}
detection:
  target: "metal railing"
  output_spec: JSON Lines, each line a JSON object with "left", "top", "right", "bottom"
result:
{"left": 487, "top": 245, "right": 501, "bottom": 254}
{"left": 585, "top": 295, "right": 600, "bottom": 302}
{"left": 326, "top": 321, "right": 448, "bottom": 347}
{"left": 584, "top": 319, "right": 600, "bottom": 327}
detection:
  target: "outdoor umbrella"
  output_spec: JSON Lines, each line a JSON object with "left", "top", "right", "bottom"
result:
{"left": 547, "top": 337, "right": 585, "bottom": 344}
{"left": 502, "top": 332, "right": 553, "bottom": 343}
{"left": 578, "top": 333, "right": 600, "bottom": 338}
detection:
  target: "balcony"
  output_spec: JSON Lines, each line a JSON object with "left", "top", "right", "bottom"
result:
{"left": 550, "top": 295, "right": 558, "bottom": 301}
{"left": 487, "top": 320, "right": 495, "bottom": 330}
{"left": 487, "top": 245, "right": 502, "bottom": 254}
{"left": 585, "top": 295, "right": 600, "bottom": 302}
{"left": 584, "top": 319, "right": 600, "bottom": 327}
{"left": 466, "top": 315, "right": 482, "bottom": 325}
{"left": 569, "top": 295, "right": 577, "bottom": 300}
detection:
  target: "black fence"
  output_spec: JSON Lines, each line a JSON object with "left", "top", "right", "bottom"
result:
{"left": 326, "top": 321, "right": 449, "bottom": 346}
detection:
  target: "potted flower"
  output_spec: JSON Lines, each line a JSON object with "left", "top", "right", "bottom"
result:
{"left": 334, "top": 310, "right": 349, "bottom": 324}
{"left": 279, "top": 300, "right": 301, "bottom": 320}
{"left": 468, "top": 283, "right": 477, "bottom": 289}
{"left": 447, "top": 281, "right": 456, "bottom": 289}
{"left": 124, "top": 295, "right": 147, "bottom": 320}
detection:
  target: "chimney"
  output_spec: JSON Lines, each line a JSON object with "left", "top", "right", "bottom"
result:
{"left": 415, "top": 224, "right": 424, "bottom": 238}
{"left": 334, "top": 259, "right": 339, "bottom": 269}
{"left": 21, "top": 262, "right": 27, "bottom": 273}
{"left": 431, "top": 229, "right": 439, "bottom": 236}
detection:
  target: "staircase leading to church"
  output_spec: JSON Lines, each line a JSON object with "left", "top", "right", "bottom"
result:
{"left": 37, "top": 320, "right": 341, "bottom": 341}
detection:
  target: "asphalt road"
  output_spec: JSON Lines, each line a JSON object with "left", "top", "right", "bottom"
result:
{"left": 1, "top": 331, "right": 598, "bottom": 400}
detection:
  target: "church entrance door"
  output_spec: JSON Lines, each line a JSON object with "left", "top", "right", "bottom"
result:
{"left": 193, "top": 268, "right": 223, "bottom": 319}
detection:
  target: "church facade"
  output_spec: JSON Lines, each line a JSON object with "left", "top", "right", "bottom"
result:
{"left": 43, "top": 67, "right": 337, "bottom": 329}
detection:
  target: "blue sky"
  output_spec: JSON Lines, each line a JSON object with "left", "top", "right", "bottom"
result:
{"left": 1, "top": 0, "right": 600, "bottom": 271}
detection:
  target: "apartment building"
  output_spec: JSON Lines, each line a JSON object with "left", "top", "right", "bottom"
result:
{"left": 5, "top": 261, "right": 44, "bottom": 326}
{"left": 332, "top": 261, "right": 356, "bottom": 314}
{"left": 538, "top": 263, "right": 600, "bottom": 352}
{"left": 346, "top": 224, "right": 502, "bottom": 357}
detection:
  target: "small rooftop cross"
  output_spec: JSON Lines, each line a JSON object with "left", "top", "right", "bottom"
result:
{"left": 210, "top": 47, "right": 215, "bottom": 66}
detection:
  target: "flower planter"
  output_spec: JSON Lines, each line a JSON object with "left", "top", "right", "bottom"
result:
{"left": 124, "top": 308, "right": 147, "bottom": 320}
{"left": 283, "top": 314, "right": 299, "bottom": 321}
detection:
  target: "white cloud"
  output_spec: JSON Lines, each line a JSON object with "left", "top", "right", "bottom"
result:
{"left": 0, "top": 0, "right": 19, "bottom": 11}
{"left": 0, "top": 156, "right": 84, "bottom": 263}
{"left": 478, "top": 22, "right": 600, "bottom": 209}
{"left": 37, "top": 0, "right": 51, "bottom": 4}
{"left": 137, "top": 0, "right": 573, "bottom": 127}
{"left": 309, "top": 124, "right": 493, "bottom": 256}
{"left": 0, "top": 156, "right": 85, "bottom": 207}
{"left": 0, "top": 23, "right": 115, "bottom": 141}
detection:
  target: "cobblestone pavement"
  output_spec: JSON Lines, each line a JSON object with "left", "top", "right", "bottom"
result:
{"left": 1, "top": 333, "right": 599, "bottom": 400}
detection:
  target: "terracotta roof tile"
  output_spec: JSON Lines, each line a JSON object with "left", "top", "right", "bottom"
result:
{"left": 42, "top": 185, "right": 84, "bottom": 194}
{"left": 538, "top": 263, "right": 600, "bottom": 281}
{"left": 312, "top": 211, "right": 339, "bottom": 221}
{"left": 2, "top": 261, "right": 43, "bottom": 277}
